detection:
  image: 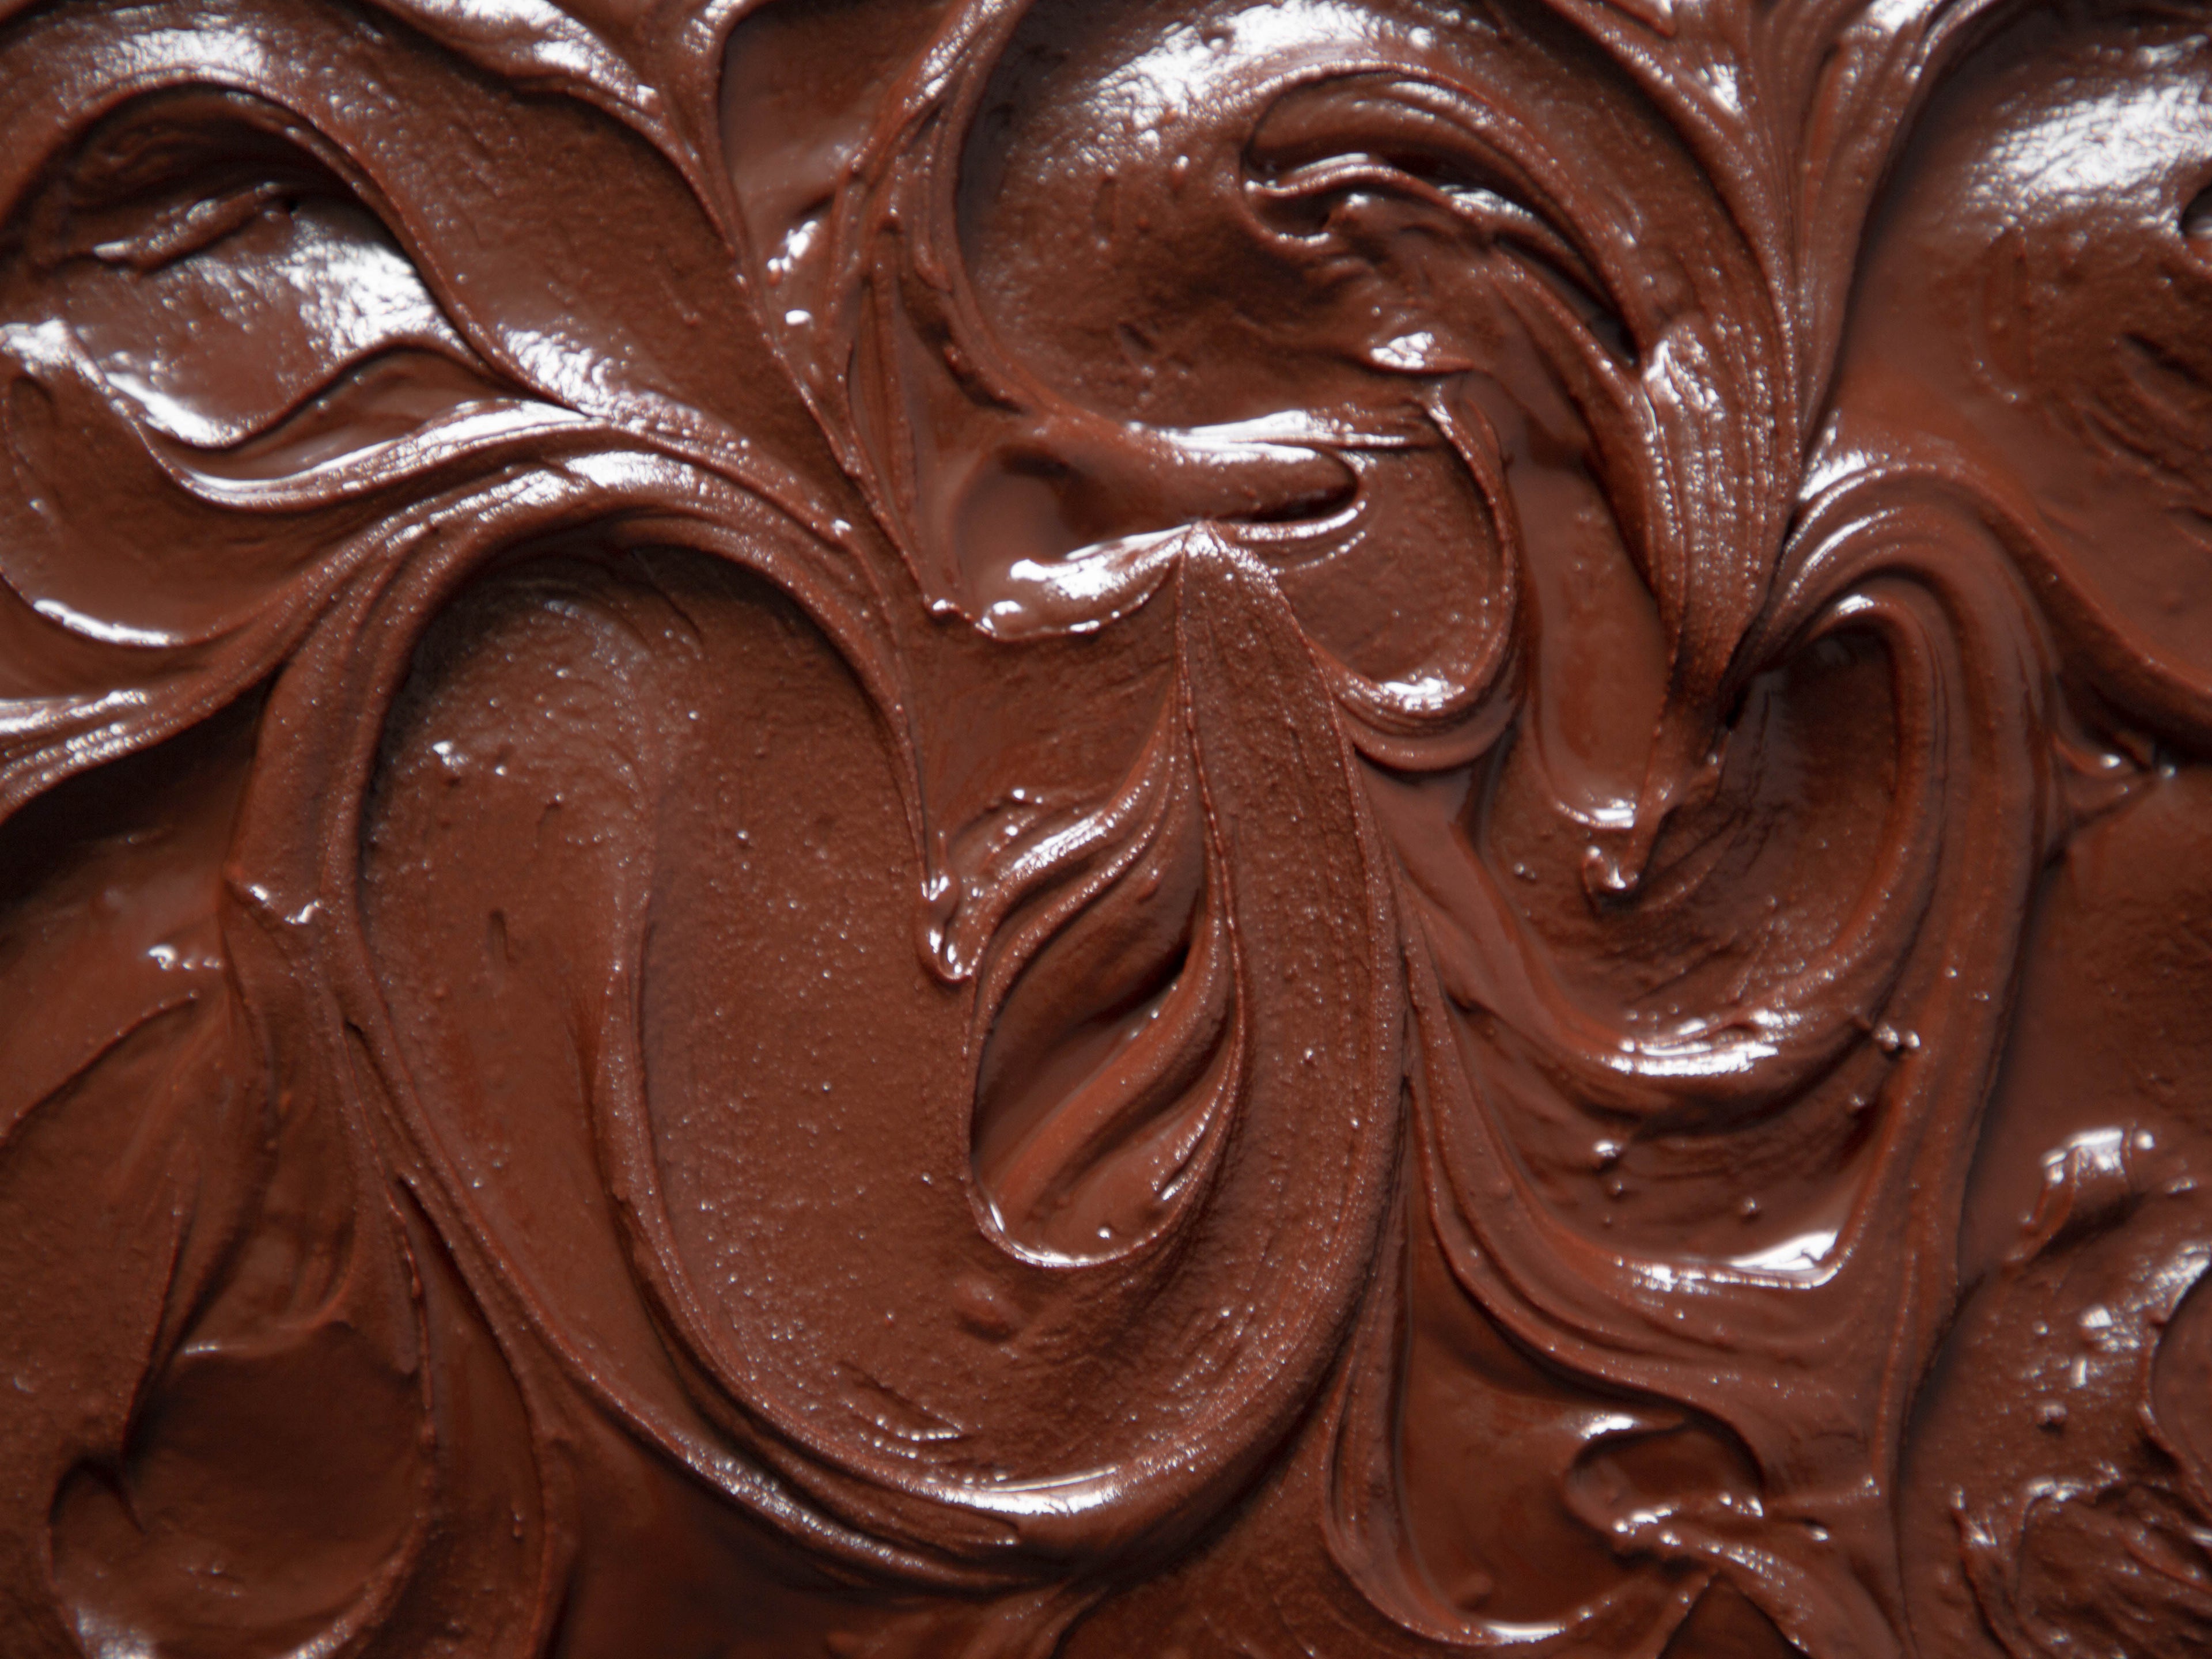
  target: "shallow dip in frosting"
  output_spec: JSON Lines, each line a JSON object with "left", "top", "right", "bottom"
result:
{"left": 3, "top": 1, "right": 2211, "bottom": 1654}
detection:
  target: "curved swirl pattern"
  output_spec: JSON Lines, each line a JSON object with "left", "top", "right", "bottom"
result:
{"left": 4, "top": 1, "right": 2212, "bottom": 1656}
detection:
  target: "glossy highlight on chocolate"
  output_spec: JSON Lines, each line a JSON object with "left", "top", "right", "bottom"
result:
{"left": 5, "top": 0, "right": 2212, "bottom": 1654}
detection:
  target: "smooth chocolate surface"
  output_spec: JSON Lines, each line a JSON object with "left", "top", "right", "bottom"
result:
{"left": 4, "top": 1, "right": 2212, "bottom": 1654}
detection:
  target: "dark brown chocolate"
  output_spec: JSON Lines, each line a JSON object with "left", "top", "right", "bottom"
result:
{"left": 5, "top": 1, "right": 2212, "bottom": 1654}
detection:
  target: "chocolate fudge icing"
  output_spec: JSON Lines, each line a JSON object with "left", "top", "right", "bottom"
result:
{"left": 5, "top": 0, "right": 2212, "bottom": 1653}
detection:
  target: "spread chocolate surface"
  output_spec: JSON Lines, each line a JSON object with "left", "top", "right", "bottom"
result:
{"left": 4, "top": 1, "right": 2212, "bottom": 1654}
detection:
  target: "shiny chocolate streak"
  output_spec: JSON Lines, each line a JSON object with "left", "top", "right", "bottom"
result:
{"left": 3, "top": 0, "right": 2212, "bottom": 1654}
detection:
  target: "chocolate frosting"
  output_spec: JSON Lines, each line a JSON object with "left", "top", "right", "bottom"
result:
{"left": 5, "top": 0, "right": 2212, "bottom": 1654}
